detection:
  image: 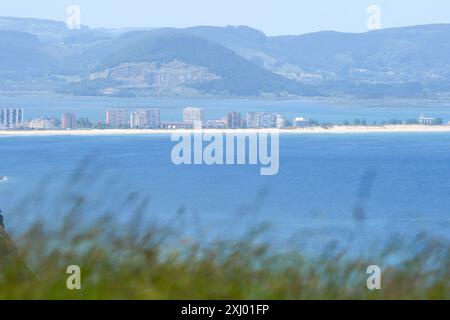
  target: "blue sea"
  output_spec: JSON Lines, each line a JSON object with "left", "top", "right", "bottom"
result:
{"left": 1, "top": 95, "right": 450, "bottom": 257}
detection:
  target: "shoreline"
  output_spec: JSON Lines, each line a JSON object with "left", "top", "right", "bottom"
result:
{"left": 2, "top": 125, "right": 450, "bottom": 136}
{"left": 1, "top": 91, "right": 450, "bottom": 106}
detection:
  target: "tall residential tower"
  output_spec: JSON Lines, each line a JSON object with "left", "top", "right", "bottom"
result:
{"left": 183, "top": 107, "right": 204, "bottom": 129}
{"left": 106, "top": 108, "right": 130, "bottom": 127}
{"left": 0, "top": 108, "right": 24, "bottom": 128}
{"left": 61, "top": 113, "right": 77, "bottom": 129}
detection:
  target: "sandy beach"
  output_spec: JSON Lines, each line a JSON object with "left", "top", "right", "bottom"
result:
{"left": 1, "top": 125, "right": 450, "bottom": 136}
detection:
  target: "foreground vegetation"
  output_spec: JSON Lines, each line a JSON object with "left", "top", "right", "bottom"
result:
{"left": 0, "top": 173, "right": 448, "bottom": 300}
{"left": 0, "top": 215, "right": 448, "bottom": 300}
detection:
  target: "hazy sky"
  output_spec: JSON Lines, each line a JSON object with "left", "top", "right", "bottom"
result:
{"left": 1, "top": 0, "right": 450, "bottom": 35}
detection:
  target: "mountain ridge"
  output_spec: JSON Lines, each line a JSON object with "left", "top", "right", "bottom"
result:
{"left": 1, "top": 17, "right": 450, "bottom": 98}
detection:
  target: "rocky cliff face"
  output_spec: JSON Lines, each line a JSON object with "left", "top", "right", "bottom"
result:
{"left": 89, "top": 60, "right": 220, "bottom": 91}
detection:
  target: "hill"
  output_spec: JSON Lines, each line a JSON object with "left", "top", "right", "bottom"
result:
{"left": 2, "top": 17, "right": 450, "bottom": 98}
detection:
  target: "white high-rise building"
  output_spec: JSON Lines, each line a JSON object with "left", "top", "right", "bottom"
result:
{"left": 0, "top": 108, "right": 24, "bottom": 128}
{"left": 275, "top": 114, "right": 286, "bottom": 128}
{"left": 130, "top": 111, "right": 147, "bottom": 128}
{"left": 143, "top": 109, "right": 161, "bottom": 128}
{"left": 130, "top": 109, "right": 161, "bottom": 128}
{"left": 258, "top": 113, "right": 275, "bottom": 128}
{"left": 246, "top": 112, "right": 285, "bottom": 128}
{"left": 246, "top": 112, "right": 258, "bottom": 128}
{"left": 106, "top": 108, "right": 130, "bottom": 127}
{"left": 183, "top": 107, "right": 204, "bottom": 129}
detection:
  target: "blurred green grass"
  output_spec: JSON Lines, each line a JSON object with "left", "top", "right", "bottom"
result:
{"left": 1, "top": 214, "right": 448, "bottom": 299}
{"left": 0, "top": 172, "right": 449, "bottom": 300}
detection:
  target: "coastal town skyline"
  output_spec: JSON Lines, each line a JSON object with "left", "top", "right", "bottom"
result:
{"left": 0, "top": 106, "right": 445, "bottom": 131}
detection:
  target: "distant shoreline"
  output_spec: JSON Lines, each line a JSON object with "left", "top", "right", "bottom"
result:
{"left": 1, "top": 91, "right": 450, "bottom": 108}
{"left": 2, "top": 125, "right": 450, "bottom": 136}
